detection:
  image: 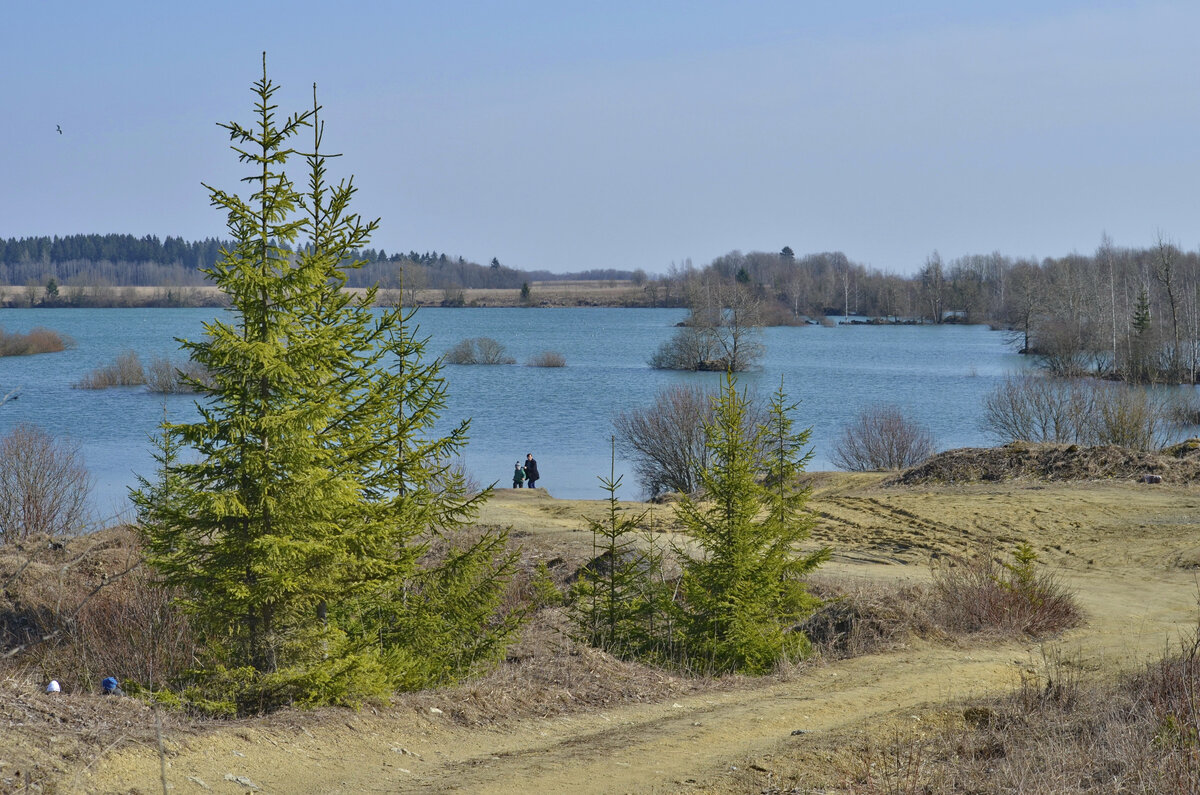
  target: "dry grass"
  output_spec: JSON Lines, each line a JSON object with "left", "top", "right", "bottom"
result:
{"left": 893, "top": 440, "right": 1200, "bottom": 485}
{"left": 771, "top": 641, "right": 1200, "bottom": 793}
{"left": 0, "top": 326, "right": 73, "bottom": 356}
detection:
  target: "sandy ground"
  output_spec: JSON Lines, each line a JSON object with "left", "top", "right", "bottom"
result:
{"left": 72, "top": 478, "right": 1200, "bottom": 794}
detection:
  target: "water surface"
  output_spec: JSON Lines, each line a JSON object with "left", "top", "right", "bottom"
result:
{"left": 0, "top": 307, "right": 1028, "bottom": 516}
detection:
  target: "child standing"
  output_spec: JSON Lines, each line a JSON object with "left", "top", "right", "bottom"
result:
{"left": 512, "top": 462, "right": 525, "bottom": 488}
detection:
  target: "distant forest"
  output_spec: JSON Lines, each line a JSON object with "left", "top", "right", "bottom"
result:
{"left": 6, "top": 232, "right": 1200, "bottom": 384}
{"left": 663, "top": 237, "right": 1200, "bottom": 384}
{"left": 0, "top": 233, "right": 637, "bottom": 291}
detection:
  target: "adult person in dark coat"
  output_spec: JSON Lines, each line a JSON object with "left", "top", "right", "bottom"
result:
{"left": 524, "top": 453, "right": 540, "bottom": 488}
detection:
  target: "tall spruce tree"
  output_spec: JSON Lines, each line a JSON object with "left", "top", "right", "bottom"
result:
{"left": 676, "top": 375, "right": 827, "bottom": 674}
{"left": 133, "top": 57, "right": 520, "bottom": 711}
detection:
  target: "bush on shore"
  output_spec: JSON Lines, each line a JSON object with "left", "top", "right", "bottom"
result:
{"left": 982, "top": 372, "right": 1184, "bottom": 451}
{"left": 832, "top": 404, "right": 935, "bottom": 471}
{"left": 0, "top": 424, "right": 91, "bottom": 544}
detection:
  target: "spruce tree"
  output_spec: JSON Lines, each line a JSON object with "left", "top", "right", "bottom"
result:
{"left": 570, "top": 437, "right": 656, "bottom": 658}
{"left": 133, "top": 57, "right": 520, "bottom": 711}
{"left": 676, "top": 374, "right": 826, "bottom": 674}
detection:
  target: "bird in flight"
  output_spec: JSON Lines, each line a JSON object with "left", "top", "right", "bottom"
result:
{"left": 56, "top": 125, "right": 62, "bottom": 134}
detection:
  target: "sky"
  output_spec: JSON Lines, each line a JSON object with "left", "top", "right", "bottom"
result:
{"left": 4, "top": 1, "right": 1199, "bottom": 276}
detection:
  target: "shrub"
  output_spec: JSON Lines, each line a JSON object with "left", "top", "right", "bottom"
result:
{"left": 444, "top": 337, "right": 515, "bottom": 365}
{"left": 982, "top": 372, "right": 1090, "bottom": 443}
{"left": 615, "top": 383, "right": 771, "bottom": 497}
{"left": 931, "top": 543, "right": 1082, "bottom": 637}
{"left": 0, "top": 326, "right": 73, "bottom": 356}
{"left": 526, "top": 350, "right": 566, "bottom": 367}
{"left": 57, "top": 570, "right": 198, "bottom": 694}
{"left": 614, "top": 384, "right": 714, "bottom": 497}
{"left": 73, "top": 350, "right": 145, "bottom": 389}
{"left": 831, "top": 404, "right": 935, "bottom": 471}
{"left": 1088, "top": 382, "right": 1172, "bottom": 449}
{"left": 0, "top": 425, "right": 91, "bottom": 543}
{"left": 982, "top": 373, "right": 1177, "bottom": 451}
{"left": 144, "top": 356, "right": 213, "bottom": 393}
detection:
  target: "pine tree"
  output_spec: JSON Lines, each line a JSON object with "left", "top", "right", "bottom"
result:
{"left": 676, "top": 374, "right": 826, "bottom": 674}
{"left": 570, "top": 437, "right": 658, "bottom": 658}
{"left": 132, "top": 57, "right": 520, "bottom": 711}
{"left": 1132, "top": 285, "right": 1152, "bottom": 334}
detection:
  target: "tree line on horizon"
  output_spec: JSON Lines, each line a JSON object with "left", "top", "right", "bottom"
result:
{"left": 6, "top": 230, "right": 1200, "bottom": 384}
{"left": 0, "top": 233, "right": 637, "bottom": 291}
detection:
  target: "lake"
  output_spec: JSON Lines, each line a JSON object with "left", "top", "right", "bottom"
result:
{"left": 0, "top": 307, "right": 1030, "bottom": 519}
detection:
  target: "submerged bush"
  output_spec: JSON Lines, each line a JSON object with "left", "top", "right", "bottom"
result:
{"left": 444, "top": 337, "right": 515, "bottom": 365}
{"left": 0, "top": 326, "right": 73, "bottom": 356}
{"left": 73, "top": 350, "right": 146, "bottom": 389}
{"left": 144, "top": 356, "right": 212, "bottom": 393}
{"left": 526, "top": 350, "right": 566, "bottom": 367}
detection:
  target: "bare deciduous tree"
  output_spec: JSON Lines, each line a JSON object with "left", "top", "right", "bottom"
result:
{"left": 615, "top": 384, "right": 713, "bottom": 496}
{"left": 650, "top": 280, "right": 764, "bottom": 371}
{"left": 614, "top": 383, "right": 770, "bottom": 496}
{"left": 982, "top": 373, "right": 1177, "bottom": 451}
{"left": 832, "top": 405, "right": 935, "bottom": 471}
{"left": 0, "top": 425, "right": 91, "bottom": 543}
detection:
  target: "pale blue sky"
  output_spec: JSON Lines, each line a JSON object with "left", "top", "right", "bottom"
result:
{"left": 4, "top": 1, "right": 1197, "bottom": 274}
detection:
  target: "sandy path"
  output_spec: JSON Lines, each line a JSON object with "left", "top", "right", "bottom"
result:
{"left": 81, "top": 560, "right": 1198, "bottom": 794}
{"left": 77, "top": 483, "right": 1200, "bottom": 793}
{"left": 79, "top": 644, "right": 1022, "bottom": 795}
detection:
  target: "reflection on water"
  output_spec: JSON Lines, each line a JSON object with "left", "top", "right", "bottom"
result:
{"left": 0, "top": 307, "right": 1034, "bottom": 515}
